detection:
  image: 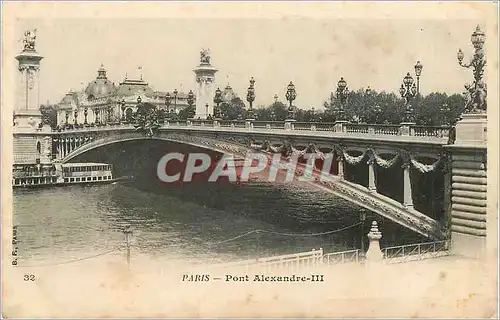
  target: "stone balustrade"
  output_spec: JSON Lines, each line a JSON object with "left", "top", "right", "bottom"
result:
{"left": 54, "top": 120, "right": 451, "bottom": 142}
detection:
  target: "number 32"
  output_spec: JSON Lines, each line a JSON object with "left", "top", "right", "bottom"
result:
{"left": 23, "top": 274, "right": 35, "bottom": 281}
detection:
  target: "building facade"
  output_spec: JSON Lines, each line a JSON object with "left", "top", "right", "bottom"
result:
{"left": 56, "top": 65, "right": 193, "bottom": 126}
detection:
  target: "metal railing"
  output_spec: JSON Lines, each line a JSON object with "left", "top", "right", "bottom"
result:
{"left": 323, "top": 249, "right": 360, "bottom": 264}
{"left": 210, "top": 239, "right": 450, "bottom": 271}
{"left": 214, "top": 248, "right": 324, "bottom": 271}
{"left": 382, "top": 240, "right": 450, "bottom": 263}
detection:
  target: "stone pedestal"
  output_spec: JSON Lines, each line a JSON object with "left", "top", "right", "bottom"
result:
{"left": 366, "top": 221, "right": 383, "bottom": 262}
{"left": 245, "top": 119, "right": 254, "bottom": 129}
{"left": 399, "top": 122, "right": 415, "bottom": 136}
{"left": 284, "top": 119, "right": 296, "bottom": 130}
{"left": 454, "top": 113, "right": 487, "bottom": 145}
{"left": 334, "top": 120, "right": 348, "bottom": 133}
{"left": 446, "top": 112, "right": 488, "bottom": 259}
{"left": 451, "top": 232, "right": 487, "bottom": 259}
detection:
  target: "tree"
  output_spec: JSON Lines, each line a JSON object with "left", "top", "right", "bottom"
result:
{"left": 445, "top": 94, "right": 466, "bottom": 125}
{"left": 178, "top": 105, "right": 195, "bottom": 120}
{"left": 219, "top": 97, "right": 246, "bottom": 120}
{"left": 133, "top": 102, "right": 159, "bottom": 137}
{"left": 39, "top": 104, "right": 58, "bottom": 128}
{"left": 415, "top": 92, "right": 448, "bottom": 125}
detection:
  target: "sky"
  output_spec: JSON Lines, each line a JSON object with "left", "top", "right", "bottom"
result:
{"left": 9, "top": 6, "right": 488, "bottom": 110}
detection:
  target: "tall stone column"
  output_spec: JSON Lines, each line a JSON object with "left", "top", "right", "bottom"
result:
{"left": 402, "top": 162, "right": 414, "bottom": 210}
{"left": 367, "top": 155, "right": 377, "bottom": 192}
{"left": 337, "top": 155, "right": 344, "bottom": 180}
{"left": 14, "top": 34, "right": 44, "bottom": 132}
{"left": 193, "top": 49, "right": 218, "bottom": 119}
{"left": 13, "top": 29, "right": 52, "bottom": 171}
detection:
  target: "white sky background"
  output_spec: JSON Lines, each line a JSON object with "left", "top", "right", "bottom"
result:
{"left": 12, "top": 6, "right": 487, "bottom": 110}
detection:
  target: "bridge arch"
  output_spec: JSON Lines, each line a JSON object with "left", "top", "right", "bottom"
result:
{"left": 61, "top": 131, "right": 248, "bottom": 164}
{"left": 59, "top": 130, "right": 443, "bottom": 239}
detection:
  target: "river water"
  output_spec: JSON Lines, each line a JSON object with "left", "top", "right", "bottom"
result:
{"left": 13, "top": 180, "right": 426, "bottom": 267}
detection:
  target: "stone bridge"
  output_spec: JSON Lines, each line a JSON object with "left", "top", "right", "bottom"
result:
{"left": 50, "top": 120, "right": 454, "bottom": 240}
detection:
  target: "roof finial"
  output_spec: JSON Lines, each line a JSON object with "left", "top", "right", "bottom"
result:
{"left": 138, "top": 66, "right": 143, "bottom": 80}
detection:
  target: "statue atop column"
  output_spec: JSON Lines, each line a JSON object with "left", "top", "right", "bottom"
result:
{"left": 23, "top": 29, "right": 37, "bottom": 51}
{"left": 200, "top": 48, "right": 211, "bottom": 64}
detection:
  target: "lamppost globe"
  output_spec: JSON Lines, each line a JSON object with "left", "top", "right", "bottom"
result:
{"left": 214, "top": 87, "right": 222, "bottom": 119}
{"left": 457, "top": 49, "right": 465, "bottom": 63}
{"left": 411, "top": 83, "right": 417, "bottom": 95}
{"left": 337, "top": 77, "right": 347, "bottom": 90}
{"left": 403, "top": 72, "right": 413, "bottom": 86}
{"left": 187, "top": 90, "right": 194, "bottom": 107}
{"left": 471, "top": 25, "right": 485, "bottom": 49}
{"left": 286, "top": 81, "right": 296, "bottom": 100}
{"left": 414, "top": 61, "right": 423, "bottom": 77}
{"left": 137, "top": 96, "right": 142, "bottom": 104}
{"left": 215, "top": 87, "right": 222, "bottom": 99}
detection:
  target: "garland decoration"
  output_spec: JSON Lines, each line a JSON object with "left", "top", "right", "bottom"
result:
{"left": 291, "top": 146, "right": 307, "bottom": 156}
{"left": 372, "top": 149, "right": 400, "bottom": 169}
{"left": 342, "top": 149, "right": 369, "bottom": 165}
{"left": 410, "top": 154, "right": 442, "bottom": 173}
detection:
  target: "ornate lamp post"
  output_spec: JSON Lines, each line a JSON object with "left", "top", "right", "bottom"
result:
{"left": 173, "top": 89, "right": 178, "bottom": 114}
{"left": 65, "top": 111, "right": 69, "bottom": 126}
{"left": 187, "top": 90, "right": 195, "bottom": 107}
{"left": 457, "top": 25, "right": 487, "bottom": 114}
{"left": 94, "top": 108, "right": 100, "bottom": 124}
{"left": 335, "top": 77, "right": 349, "bottom": 122}
{"left": 84, "top": 107, "right": 88, "bottom": 125}
{"left": 214, "top": 87, "right": 222, "bottom": 120}
{"left": 120, "top": 99, "right": 126, "bottom": 122}
{"left": 373, "top": 105, "right": 382, "bottom": 124}
{"left": 107, "top": 107, "right": 112, "bottom": 124}
{"left": 271, "top": 109, "right": 276, "bottom": 121}
{"left": 246, "top": 77, "right": 256, "bottom": 120}
{"left": 205, "top": 103, "right": 209, "bottom": 118}
{"left": 414, "top": 61, "right": 423, "bottom": 95}
{"left": 274, "top": 94, "right": 279, "bottom": 103}
{"left": 165, "top": 92, "right": 171, "bottom": 119}
{"left": 399, "top": 72, "right": 417, "bottom": 123}
{"left": 311, "top": 107, "right": 316, "bottom": 122}
{"left": 441, "top": 103, "right": 450, "bottom": 125}
{"left": 285, "top": 81, "right": 297, "bottom": 120}
{"left": 73, "top": 109, "right": 78, "bottom": 125}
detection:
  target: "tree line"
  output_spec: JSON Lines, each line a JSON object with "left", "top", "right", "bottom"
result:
{"left": 39, "top": 89, "right": 466, "bottom": 128}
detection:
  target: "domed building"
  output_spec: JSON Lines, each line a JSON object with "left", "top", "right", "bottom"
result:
{"left": 56, "top": 64, "right": 194, "bottom": 126}
{"left": 220, "top": 84, "right": 239, "bottom": 103}
{"left": 84, "top": 65, "right": 117, "bottom": 99}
